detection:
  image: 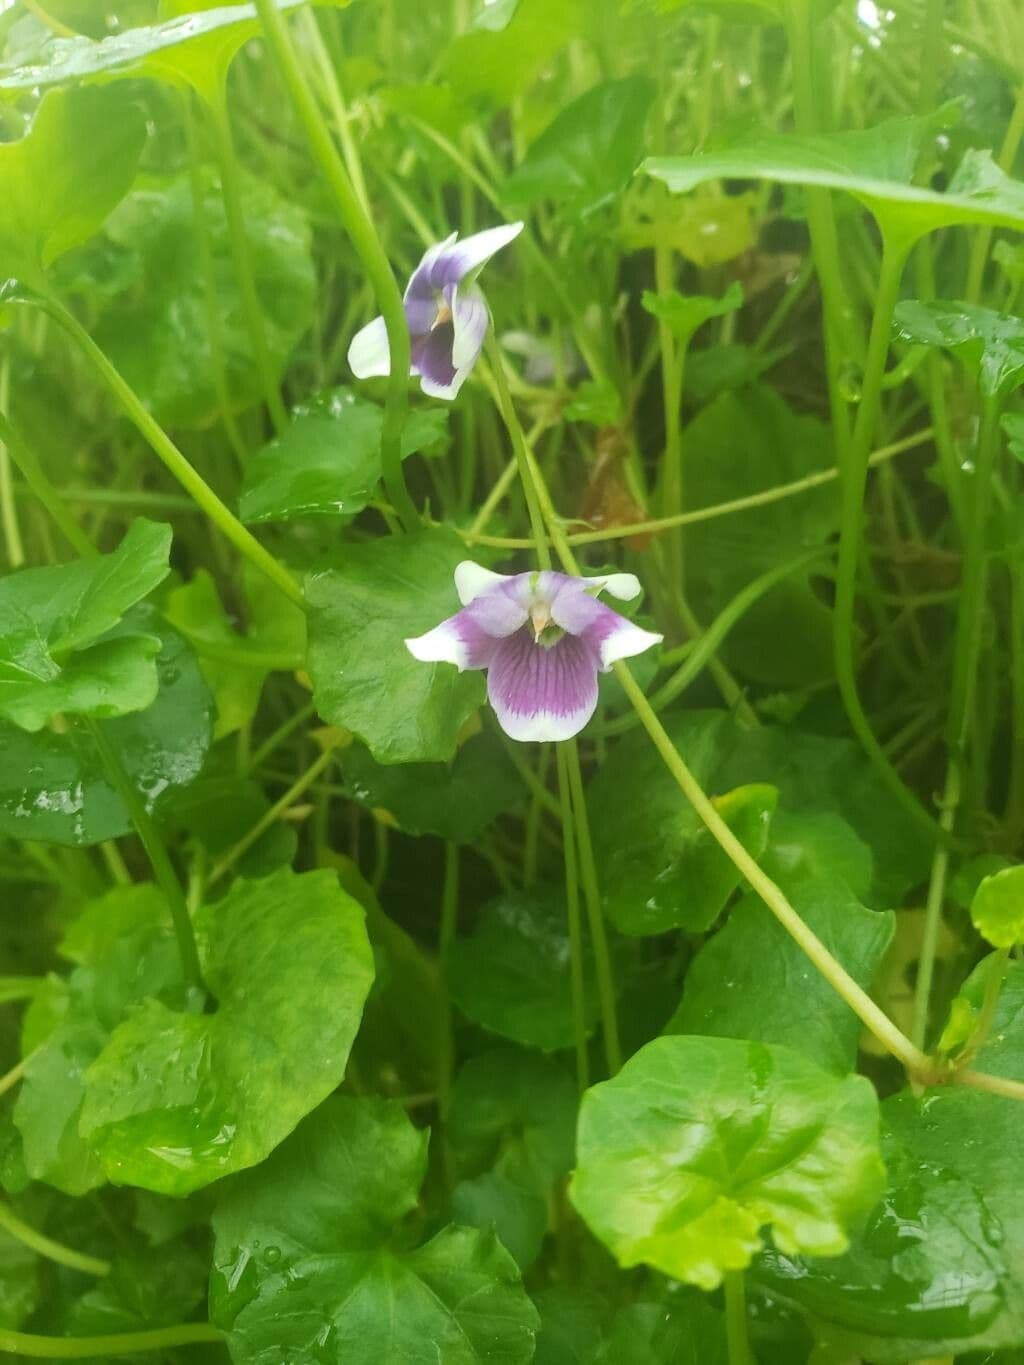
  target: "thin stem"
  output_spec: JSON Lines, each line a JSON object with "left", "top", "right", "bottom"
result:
{"left": 0, "top": 411, "right": 95, "bottom": 558}
{"left": 207, "top": 93, "right": 287, "bottom": 433}
{"left": 36, "top": 295, "right": 304, "bottom": 607}
{"left": 565, "top": 738, "right": 621, "bottom": 1076}
{"left": 0, "top": 1325, "right": 224, "bottom": 1358}
{"left": 724, "top": 1270, "right": 752, "bottom": 1365}
{"left": 0, "top": 360, "right": 23, "bottom": 569}
{"left": 0, "top": 1205, "right": 109, "bottom": 1278}
{"left": 912, "top": 763, "right": 957, "bottom": 1050}
{"left": 84, "top": 719, "right": 204, "bottom": 1003}
{"left": 958, "top": 948, "right": 1011, "bottom": 1068}
{"left": 830, "top": 238, "right": 941, "bottom": 840}
{"left": 613, "top": 662, "right": 931, "bottom": 1074}
{"left": 0, "top": 1050, "right": 37, "bottom": 1100}
{"left": 208, "top": 737, "right": 341, "bottom": 886}
{"left": 459, "top": 428, "right": 933, "bottom": 549}
{"left": 485, "top": 341, "right": 552, "bottom": 569}
{"left": 246, "top": 699, "right": 317, "bottom": 775}
{"left": 438, "top": 839, "right": 459, "bottom": 1134}
{"left": 556, "top": 744, "right": 590, "bottom": 1093}
{"left": 253, "top": 0, "right": 419, "bottom": 532}
{"left": 955, "top": 1068, "right": 1024, "bottom": 1102}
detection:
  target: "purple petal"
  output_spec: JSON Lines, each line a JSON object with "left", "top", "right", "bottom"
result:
{"left": 411, "top": 323, "right": 457, "bottom": 398}
{"left": 405, "top": 605, "right": 499, "bottom": 671}
{"left": 487, "top": 627, "right": 599, "bottom": 742}
{"left": 549, "top": 583, "right": 662, "bottom": 669}
{"left": 428, "top": 222, "right": 524, "bottom": 290}
{"left": 348, "top": 315, "right": 391, "bottom": 378}
{"left": 404, "top": 232, "right": 457, "bottom": 336}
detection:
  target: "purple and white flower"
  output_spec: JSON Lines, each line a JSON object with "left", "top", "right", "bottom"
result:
{"left": 406, "top": 562, "right": 663, "bottom": 742}
{"left": 348, "top": 223, "right": 524, "bottom": 401}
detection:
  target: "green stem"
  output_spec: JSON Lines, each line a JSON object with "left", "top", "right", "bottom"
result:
{"left": 37, "top": 294, "right": 302, "bottom": 607}
{"left": 613, "top": 662, "right": 931, "bottom": 1074}
{"left": 485, "top": 343, "right": 552, "bottom": 569}
{"left": 914, "top": 397, "right": 1003, "bottom": 1045}
{"left": 0, "top": 1205, "right": 109, "bottom": 1278}
{"left": 0, "top": 411, "right": 95, "bottom": 558}
{"left": 724, "top": 1270, "right": 752, "bottom": 1365}
{"left": 0, "top": 360, "right": 23, "bottom": 569}
{"left": 564, "top": 738, "right": 621, "bottom": 1076}
{"left": 830, "top": 238, "right": 941, "bottom": 839}
{"left": 555, "top": 744, "right": 590, "bottom": 1093}
{"left": 252, "top": 0, "right": 419, "bottom": 532}
{"left": 0, "top": 1325, "right": 224, "bottom": 1358}
{"left": 84, "top": 719, "right": 204, "bottom": 1004}
{"left": 958, "top": 948, "right": 1011, "bottom": 1068}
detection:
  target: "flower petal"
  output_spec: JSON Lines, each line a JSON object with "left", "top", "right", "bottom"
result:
{"left": 348, "top": 315, "right": 392, "bottom": 378}
{"left": 548, "top": 584, "right": 662, "bottom": 669}
{"left": 429, "top": 222, "right": 525, "bottom": 289}
{"left": 412, "top": 323, "right": 459, "bottom": 399}
{"left": 404, "top": 232, "right": 458, "bottom": 335}
{"left": 451, "top": 283, "right": 490, "bottom": 375}
{"left": 583, "top": 572, "right": 642, "bottom": 601}
{"left": 487, "top": 627, "right": 599, "bottom": 742}
{"left": 405, "top": 606, "right": 499, "bottom": 671}
{"left": 454, "top": 561, "right": 512, "bottom": 605}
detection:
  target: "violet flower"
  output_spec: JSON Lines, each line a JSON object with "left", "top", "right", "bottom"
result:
{"left": 348, "top": 223, "right": 524, "bottom": 401}
{"left": 406, "top": 562, "right": 662, "bottom": 742}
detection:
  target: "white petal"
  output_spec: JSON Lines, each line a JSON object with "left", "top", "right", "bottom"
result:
{"left": 454, "top": 561, "right": 511, "bottom": 605}
{"left": 598, "top": 621, "right": 663, "bottom": 669}
{"left": 404, "top": 621, "right": 470, "bottom": 669}
{"left": 348, "top": 316, "right": 391, "bottom": 378}
{"left": 418, "top": 369, "right": 464, "bottom": 401}
{"left": 451, "top": 285, "right": 490, "bottom": 372}
{"left": 584, "top": 572, "right": 642, "bottom": 601}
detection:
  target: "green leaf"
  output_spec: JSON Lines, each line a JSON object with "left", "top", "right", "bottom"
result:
{"left": 759, "top": 1087, "right": 1024, "bottom": 1360}
{"left": 78, "top": 867, "right": 374, "bottom": 1196}
{"left": 563, "top": 379, "right": 624, "bottom": 427}
{"left": 211, "top": 1095, "right": 540, "bottom": 1363}
{"left": 15, "top": 885, "right": 182, "bottom": 1196}
{"left": 589, "top": 711, "right": 777, "bottom": 935}
{"left": 0, "top": 520, "right": 171, "bottom": 732}
{"left": 305, "top": 528, "right": 485, "bottom": 765}
{"left": 645, "top": 115, "right": 1024, "bottom": 248}
{"left": 443, "top": 0, "right": 585, "bottom": 105}
{"left": 0, "top": 610, "right": 213, "bottom": 846}
{"left": 668, "top": 812, "right": 895, "bottom": 1072}
{"left": 595, "top": 1296, "right": 729, "bottom": 1365}
{"left": 448, "top": 886, "right": 626, "bottom": 1051}
{"left": 970, "top": 866, "right": 1024, "bottom": 948}
{"left": 715, "top": 719, "right": 932, "bottom": 907}
{"left": 0, "top": 0, "right": 311, "bottom": 102}
{"left": 503, "top": 76, "right": 655, "bottom": 215}
{"left": 641, "top": 280, "right": 744, "bottom": 342}
{"left": 0, "top": 1225, "right": 40, "bottom": 1330}
{"left": 894, "top": 300, "right": 1024, "bottom": 397}
{"left": 0, "top": 86, "right": 145, "bottom": 288}
{"left": 239, "top": 388, "right": 448, "bottom": 524}
{"left": 342, "top": 731, "right": 525, "bottom": 842}
{"left": 71, "top": 170, "right": 315, "bottom": 429}
{"left": 66, "top": 1240, "right": 207, "bottom": 1336}
{"left": 1004, "top": 410, "right": 1024, "bottom": 463}
{"left": 680, "top": 386, "right": 839, "bottom": 687}
{"left": 570, "top": 1035, "right": 885, "bottom": 1290}
{"left": 949, "top": 956, "right": 1024, "bottom": 1076}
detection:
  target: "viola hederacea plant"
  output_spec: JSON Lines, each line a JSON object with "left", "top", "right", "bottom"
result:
{"left": 3, "top": 2, "right": 1024, "bottom": 1364}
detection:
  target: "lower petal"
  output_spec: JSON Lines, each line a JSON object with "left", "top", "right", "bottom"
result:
{"left": 487, "top": 629, "right": 599, "bottom": 742}
{"left": 348, "top": 316, "right": 393, "bottom": 379}
{"left": 412, "top": 324, "right": 459, "bottom": 400}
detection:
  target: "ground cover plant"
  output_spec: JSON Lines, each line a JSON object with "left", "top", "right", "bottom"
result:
{"left": 1, "top": 0, "right": 1024, "bottom": 1360}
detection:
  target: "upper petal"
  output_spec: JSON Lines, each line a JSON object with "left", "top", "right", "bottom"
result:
{"left": 404, "top": 231, "right": 457, "bottom": 335}
{"left": 429, "top": 221, "right": 525, "bottom": 289}
{"left": 583, "top": 572, "right": 642, "bottom": 601}
{"left": 348, "top": 316, "right": 392, "bottom": 378}
{"left": 454, "top": 561, "right": 512, "bottom": 605}
{"left": 486, "top": 628, "right": 599, "bottom": 742}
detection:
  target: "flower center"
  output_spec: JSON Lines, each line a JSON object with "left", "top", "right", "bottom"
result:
{"left": 432, "top": 298, "right": 453, "bottom": 330}
{"left": 530, "top": 601, "right": 563, "bottom": 648}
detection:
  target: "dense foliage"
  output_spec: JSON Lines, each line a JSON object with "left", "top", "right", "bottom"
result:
{"left": 0, "top": 0, "right": 1023, "bottom": 1361}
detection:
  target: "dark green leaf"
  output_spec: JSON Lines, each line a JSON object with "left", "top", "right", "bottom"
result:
{"left": 589, "top": 711, "right": 776, "bottom": 935}
{"left": 0, "top": 86, "right": 145, "bottom": 288}
{"left": 211, "top": 1095, "right": 539, "bottom": 1363}
{"left": 79, "top": 867, "right": 374, "bottom": 1195}
{"left": 668, "top": 812, "right": 895, "bottom": 1072}
{"left": 894, "top": 300, "right": 1024, "bottom": 397}
{"left": 444, "top": 0, "right": 585, "bottom": 105}
{"left": 342, "top": 731, "right": 525, "bottom": 842}
{"left": 239, "top": 389, "right": 448, "bottom": 524}
{"left": 0, "top": 522, "right": 170, "bottom": 732}
{"left": 571, "top": 1035, "right": 885, "bottom": 1289}
{"left": 503, "top": 76, "right": 655, "bottom": 215}
{"left": 0, "top": 1225, "right": 40, "bottom": 1329}
{"left": 66, "top": 1241, "right": 207, "bottom": 1336}
{"left": 0, "top": 610, "right": 213, "bottom": 846}
{"left": 595, "top": 1296, "right": 729, "bottom": 1365}
{"left": 305, "top": 528, "right": 485, "bottom": 765}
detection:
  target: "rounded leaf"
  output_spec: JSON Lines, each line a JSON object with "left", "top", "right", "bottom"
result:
{"left": 970, "top": 865, "right": 1024, "bottom": 948}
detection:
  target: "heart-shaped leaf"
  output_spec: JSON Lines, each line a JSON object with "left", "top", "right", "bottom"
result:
{"left": 211, "top": 1095, "right": 540, "bottom": 1362}
{"left": 571, "top": 1035, "right": 885, "bottom": 1289}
